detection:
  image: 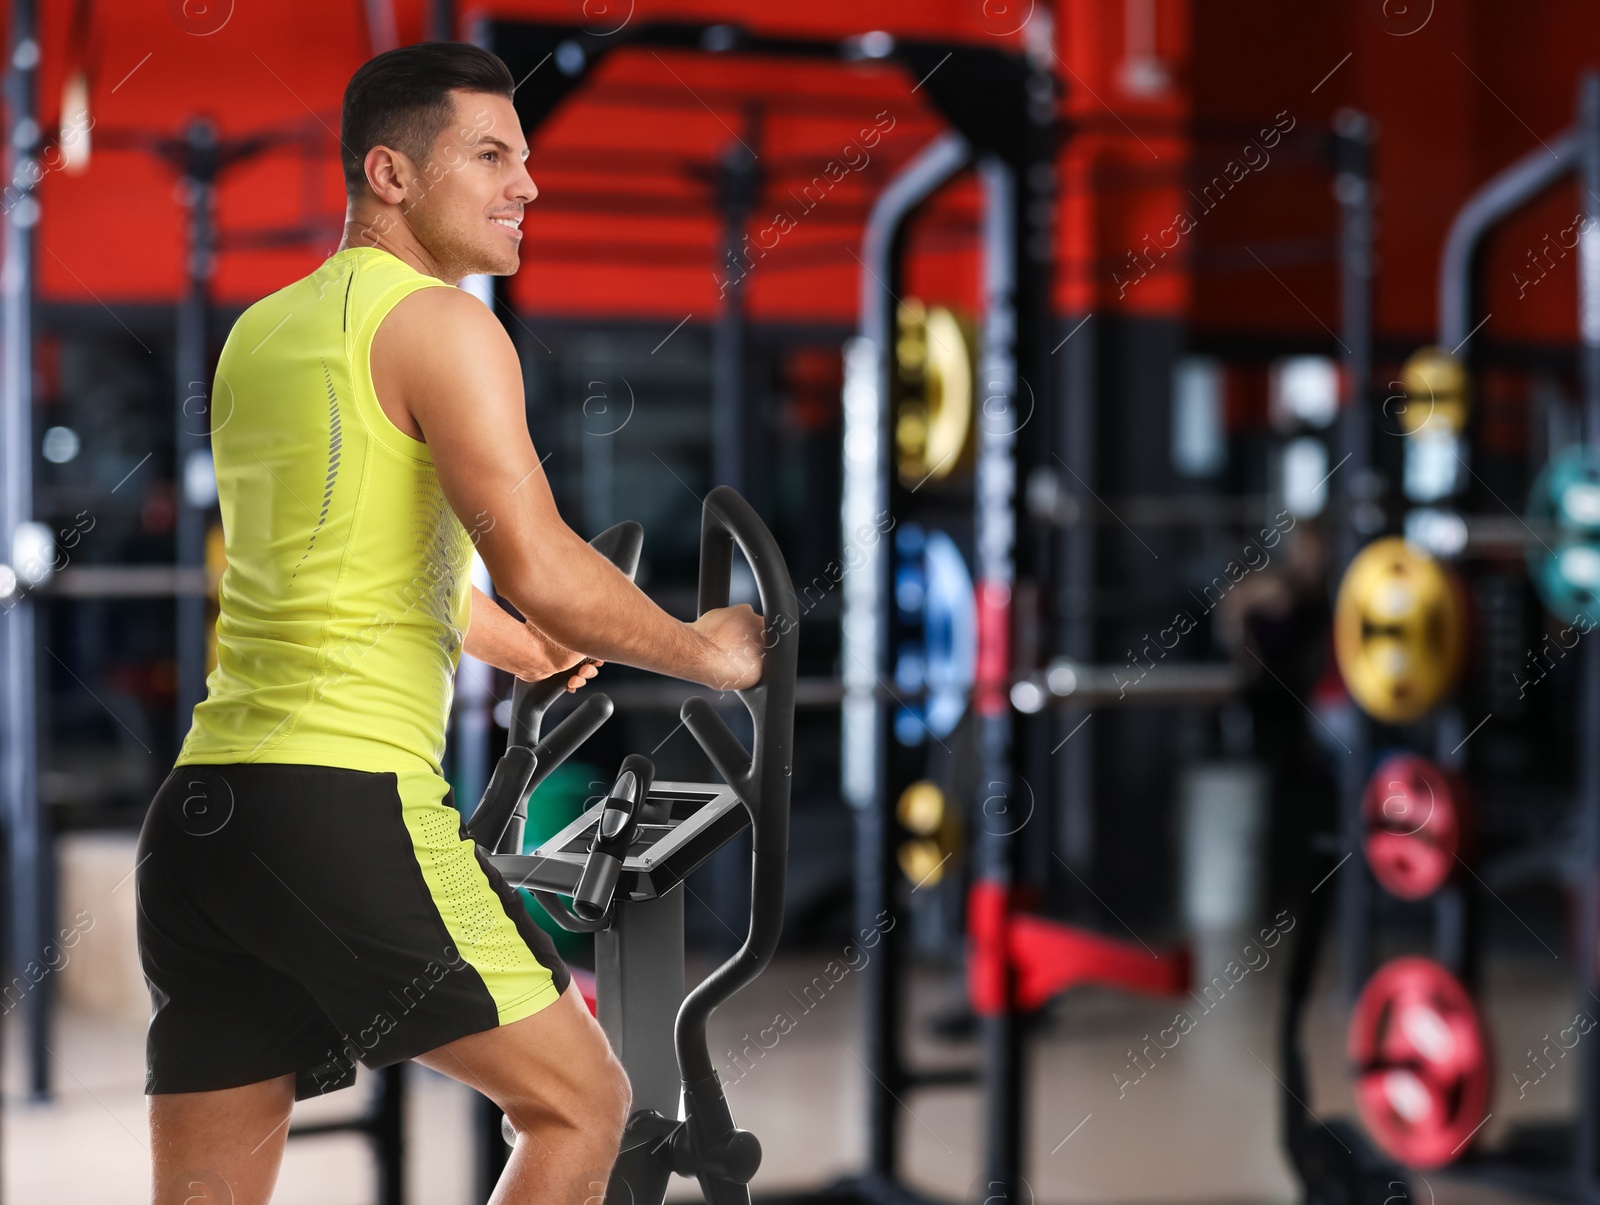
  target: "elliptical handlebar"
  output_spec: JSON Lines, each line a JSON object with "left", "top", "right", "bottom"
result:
{"left": 676, "top": 486, "right": 799, "bottom": 1073}
{"left": 672, "top": 485, "right": 799, "bottom": 1200}
{"left": 468, "top": 490, "right": 798, "bottom": 1204}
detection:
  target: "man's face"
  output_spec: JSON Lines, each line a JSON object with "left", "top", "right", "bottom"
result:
{"left": 398, "top": 89, "right": 536, "bottom": 279}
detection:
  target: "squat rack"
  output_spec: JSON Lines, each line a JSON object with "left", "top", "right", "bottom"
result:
{"left": 1285, "top": 70, "right": 1600, "bottom": 1204}
{"left": 473, "top": 14, "right": 1055, "bottom": 1203}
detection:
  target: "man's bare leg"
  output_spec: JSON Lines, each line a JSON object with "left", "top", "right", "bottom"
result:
{"left": 148, "top": 1073, "right": 295, "bottom": 1205}
{"left": 415, "top": 980, "right": 631, "bottom": 1204}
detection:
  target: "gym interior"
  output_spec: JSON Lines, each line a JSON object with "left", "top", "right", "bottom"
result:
{"left": 3, "top": 1, "right": 1599, "bottom": 1202}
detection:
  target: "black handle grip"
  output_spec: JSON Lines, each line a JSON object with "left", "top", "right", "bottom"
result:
{"left": 495, "top": 692, "right": 615, "bottom": 856}
{"left": 525, "top": 693, "right": 615, "bottom": 797}
{"left": 573, "top": 753, "right": 654, "bottom": 921}
{"left": 463, "top": 745, "right": 537, "bottom": 849}
{"left": 697, "top": 516, "right": 734, "bottom": 616}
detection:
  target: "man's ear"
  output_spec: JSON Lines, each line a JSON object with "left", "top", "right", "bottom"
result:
{"left": 363, "top": 144, "right": 411, "bottom": 206}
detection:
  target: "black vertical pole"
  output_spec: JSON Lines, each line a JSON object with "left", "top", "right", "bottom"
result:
{"left": 2, "top": 0, "right": 46, "bottom": 1104}
{"left": 1574, "top": 67, "right": 1600, "bottom": 1202}
{"left": 981, "top": 18, "right": 1059, "bottom": 1199}
{"left": 372, "top": 1064, "right": 406, "bottom": 1205}
{"left": 428, "top": 0, "right": 454, "bottom": 42}
{"left": 174, "top": 118, "right": 217, "bottom": 751}
{"left": 707, "top": 110, "right": 761, "bottom": 956}
{"left": 712, "top": 108, "right": 760, "bottom": 502}
{"left": 1057, "top": 291, "right": 1096, "bottom": 881}
{"left": 975, "top": 152, "right": 1022, "bottom": 1201}
{"left": 861, "top": 228, "right": 904, "bottom": 1186}
{"left": 1016, "top": 0, "right": 1059, "bottom": 900}
{"left": 840, "top": 130, "right": 969, "bottom": 1198}
{"left": 1332, "top": 109, "right": 1375, "bottom": 1003}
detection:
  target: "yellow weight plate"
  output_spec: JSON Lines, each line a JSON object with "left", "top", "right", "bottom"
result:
{"left": 895, "top": 780, "right": 962, "bottom": 886}
{"left": 895, "top": 299, "right": 974, "bottom": 487}
{"left": 897, "top": 838, "right": 948, "bottom": 887}
{"left": 897, "top": 779, "right": 946, "bottom": 836}
{"left": 1334, "top": 537, "right": 1464, "bottom": 723}
{"left": 1399, "top": 346, "right": 1468, "bottom": 436}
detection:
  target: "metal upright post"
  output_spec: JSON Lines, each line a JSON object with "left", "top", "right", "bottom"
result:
{"left": 427, "top": 0, "right": 454, "bottom": 42}
{"left": 705, "top": 114, "right": 762, "bottom": 956}
{"left": 1573, "top": 66, "right": 1600, "bottom": 1205}
{"left": 839, "top": 132, "right": 967, "bottom": 1195}
{"left": 1015, "top": 0, "right": 1059, "bottom": 904}
{"left": 1, "top": 0, "right": 47, "bottom": 1102}
{"left": 174, "top": 118, "right": 218, "bottom": 748}
{"left": 1332, "top": 109, "right": 1375, "bottom": 1003}
{"left": 1333, "top": 110, "right": 1374, "bottom": 577}
{"left": 974, "top": 153, "right": 1021, "bottom": 1200}
{"left": 596, "top": 893, "right": 686, "bottom": 1119}
{"left": 712, "top": 113, "right": 760, "bottom": 502}
{"left": 1581, "top": 73, "right": 1600, "bottom": 441}
{"left": 372, "top": 1064, "right": 405, "bottom": 1205}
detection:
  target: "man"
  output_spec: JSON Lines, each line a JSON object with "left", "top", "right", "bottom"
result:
{"left": 137, "top": 41, "right": 766, "bottom": 1205}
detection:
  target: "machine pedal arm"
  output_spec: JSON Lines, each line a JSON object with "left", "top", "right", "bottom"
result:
{"left": 672, "top": 1070, "right": 762, "bottom": 1198}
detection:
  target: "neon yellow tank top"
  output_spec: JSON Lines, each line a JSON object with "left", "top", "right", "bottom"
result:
{"left": 176, "top": 245, "right": 474, "bottom": 776}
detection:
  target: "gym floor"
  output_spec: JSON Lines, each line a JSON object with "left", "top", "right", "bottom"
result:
{"left": 2, "top": 943, "right": 1565, "bottom": 1203}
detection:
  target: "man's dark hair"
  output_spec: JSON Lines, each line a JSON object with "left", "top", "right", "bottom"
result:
{"left": 341, "top": 42, "right": 515, "bottom": 197}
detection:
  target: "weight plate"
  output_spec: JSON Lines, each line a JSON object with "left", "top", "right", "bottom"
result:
{"left": 1334, "top": 537, "right": 1465, "bottom": 723}
{"left": 894, "top": 299, "right": 975, "bottom": 487}
{"left": 1361, "top": 754, "right": 1466, "bottom": 900}
{"left": 893, "top": 525, "right": 976, "bottom": 744}
{"left": 1527, "top": 446, "right": 1600, "bottom": 628}
{"left": 1348, "top": 957, "right": 1491, "bottom": 1169}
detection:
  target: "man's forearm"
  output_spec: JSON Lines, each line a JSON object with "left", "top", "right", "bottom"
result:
{"left": 506, "top": 526, "right": 714, "bottom": 685}
{"left": 463, "top": 585, "right": 534, "bottom": 676}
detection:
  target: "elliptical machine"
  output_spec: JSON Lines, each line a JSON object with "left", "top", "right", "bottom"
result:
{"left": 465, "top": 485, "right": 799, "bottom": 1205}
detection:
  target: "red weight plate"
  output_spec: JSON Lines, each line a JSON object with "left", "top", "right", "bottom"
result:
{"left": 1361, "top": 754, "right": 1463, "bottom": 900}
{"left": 1348, "top": 957, "right": 1491, "bottom": 1168}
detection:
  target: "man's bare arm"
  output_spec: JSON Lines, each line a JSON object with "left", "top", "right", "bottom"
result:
{"left": 376, "top": 287, "right": 758, "bottom": 689}
{"left": 463, "top": 585, "right": 600, "bottom": 691}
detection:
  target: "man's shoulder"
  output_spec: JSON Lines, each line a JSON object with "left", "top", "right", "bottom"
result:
{"left": 379, "top": 279, "right": 501, "bottom": 354}
{"left": 371, "top": 279, "right": 509, "bottom": 425}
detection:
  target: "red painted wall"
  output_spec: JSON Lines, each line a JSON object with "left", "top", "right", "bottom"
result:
{"left": 12, "top": 0, "right": 1600, "bottom": 351}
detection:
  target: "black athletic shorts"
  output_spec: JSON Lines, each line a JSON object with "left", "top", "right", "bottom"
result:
{"left": 137, "top": 762, "right": 571, "bottom": 1099}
